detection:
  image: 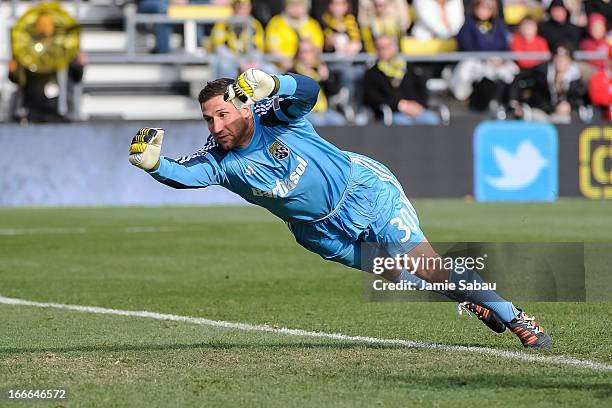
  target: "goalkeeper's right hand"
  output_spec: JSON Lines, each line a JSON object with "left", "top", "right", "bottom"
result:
{"left": 224, "top": 68, "right": 280, "bottom": 109}
{"left": 128, "top": 127, "right": 164, "bottom": 171}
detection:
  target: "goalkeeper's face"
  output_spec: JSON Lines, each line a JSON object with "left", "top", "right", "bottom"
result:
{"left": 201, "top": 95, "right": 254, "bottom": 150}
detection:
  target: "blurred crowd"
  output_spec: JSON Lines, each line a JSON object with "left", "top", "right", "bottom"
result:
{"left": 8, "top": 0, "right": 612, "bottom": 124}
{"left": 138, "top": 0, "right": 611, "bottom": 124}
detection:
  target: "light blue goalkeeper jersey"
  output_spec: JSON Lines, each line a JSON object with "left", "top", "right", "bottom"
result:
{"left": 149, "top": 73, "right": 352, "bottom": 223}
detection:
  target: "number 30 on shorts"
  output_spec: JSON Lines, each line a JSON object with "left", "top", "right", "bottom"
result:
{"left": 389, "top": 206, "right": 419, "bottom": 243}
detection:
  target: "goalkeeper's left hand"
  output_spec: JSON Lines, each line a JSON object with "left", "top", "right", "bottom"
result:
{"left": 224, "top": 68, "right": 280, "bottom": 109}
{"left": 128, "top": 127, "right": 164, "bottom": 171}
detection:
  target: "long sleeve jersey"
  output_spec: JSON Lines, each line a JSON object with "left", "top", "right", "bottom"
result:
{"left": 149, "top": 73, "right": 352, "bottom": 223}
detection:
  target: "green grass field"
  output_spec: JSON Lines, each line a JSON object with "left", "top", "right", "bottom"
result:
{"left": 1, "top": 199, "right": 611, "bottom": 407}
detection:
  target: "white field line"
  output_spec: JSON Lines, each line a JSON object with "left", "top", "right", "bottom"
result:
{"left": 123, "top": 227, "right": 179, "bottom": 233}
{"left": 2, "top": 296, "right": 611, "bottom": 372}
{"left": 0, "top": 228, "right": 87, "bottom": 236}
{"left": 0, "top": 227, "right": 178, "bottom": 235}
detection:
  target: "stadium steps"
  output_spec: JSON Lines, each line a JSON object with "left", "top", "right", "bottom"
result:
{"left": 81, "top": 29, "right": 188, "bottom": 54}
{"left": 80, "top": 94, "right": 202, "bottom": 120}
{"left": 82, "top": 63, "right": 212, "bottom": 93}
{"left": 82, "top": 31, "right": 128, "bottom": 53}
{"left": 81, "top": 63, "right": 213, "bottom": 119}
{"left": 79, "top": 23, "right": 212, "bottom": 119}
{"left": 86, "top": 63, "right": 212, "bottom": 83}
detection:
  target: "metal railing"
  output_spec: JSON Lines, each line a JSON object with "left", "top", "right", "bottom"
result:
{"left": 125, "top": 13, "right": 254, "bottom": 56}
{"left": 82, "top": 50, "right": 607, "bottom": 65}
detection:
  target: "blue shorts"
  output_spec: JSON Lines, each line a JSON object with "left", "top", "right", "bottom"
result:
{"left": 287, "top": 152, "right": 425, "bottom": 270}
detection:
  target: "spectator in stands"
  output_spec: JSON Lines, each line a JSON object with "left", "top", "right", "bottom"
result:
{"left": 538, "top": 0, "right": 583, "bottom": 52}
{"left": 510, "top": 16, "right": 550, "bottom": 69}
{"left": 210, "top": 0, "right": 264, "bottom": 54}
{"left": 508, "top": 44, "right": 584, "bottom": 123}
{"left": 360, "top": 0, "right": 409, "bottom": 54}
{"left": 363, "top": 35, "right": 440, "bottom": 124}
{"left": 588, "top": 47, "right": 611, "bottom": 121}
{"left": 451, "top": 0, "right": 518, "bottom": 111}
{"left": 461, "top": 0, "right": 504, "bottom": 21}
{"left": 359, "top": 0, "right": 410, "bottom": 33}
{"left": 579, "top": 13, "right": 610, "bottom": 74}
{"left": 456, "top": 0, "right": 508, "bottom": 52}
{"left": 584, "top": 0, "right": 612, "bottom": 28}
{"left": 564, "top": 0, "right": 589, "bottom": 27}
{"left": 265, "top": 0, "right": 324, "bottom": 71}
{"left": 8, "top": 14, "right": 86, "bottom": 123}
{"left": 542, "top": 0, "right": 589, "bottom": 27}
{"left": 320, "top": 0, "right": 364, "bottom": 104}
{"left": 292, "top": 39, "right": 347, "bottom": 126}
{"left": 251, "top": 0, "right": 284, "bottom": 26}
{"left": 410, "top": 0, "right": 464, "bottom": 41}
{"left": 312, "top": 0, "right": 359, "bottom": 24}
{"left": 137, "top": 0, "right": 184, "bottom": 54}
{"left": 208, "top": 0, "right": 275, "bottom": 78}
{"left": 321, "top": 0, "right": 362, "bottom": 54}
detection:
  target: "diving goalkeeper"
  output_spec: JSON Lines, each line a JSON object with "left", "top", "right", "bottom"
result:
{"left": 128, "top": 69, "right": 552, "bottom": 349}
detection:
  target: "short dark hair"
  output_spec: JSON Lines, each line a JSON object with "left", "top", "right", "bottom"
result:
{"left": 470, "top": 0, "right": 498, "bottom": 20}
{"left": 553, "top": 43, "right": 574, "bottom": 59}
{"left": 519, "top": 15, "right": 536, "bottom": 25}
{"left": 198, "top": 78, "right": 235, "bottom": 104}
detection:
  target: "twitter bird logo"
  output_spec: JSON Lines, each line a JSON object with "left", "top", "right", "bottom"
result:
{"left": 486, "top": 141, "right": 548, "bottom": 190}
{"left": 475, "top": 122, "right": 558, "bottom": 202}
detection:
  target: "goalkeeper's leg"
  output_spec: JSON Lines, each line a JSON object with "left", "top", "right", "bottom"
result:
{"left": 380, "top": 241, "right": 551, "bottom": 348}
{"left": 353, "top": 153, "right": 551, "bottom": 348}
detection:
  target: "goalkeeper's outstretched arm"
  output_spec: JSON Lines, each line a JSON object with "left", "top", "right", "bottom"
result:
{"left": 274, "top": 73, "right": 321, "bottom": 122}
{"left": 226, "top": 68, "right": 320, "bottom": 122}
{"left": 128, "top": 127, "right": 224, "bottom": 189}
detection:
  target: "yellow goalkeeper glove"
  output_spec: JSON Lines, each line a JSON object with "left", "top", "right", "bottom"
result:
{"left": 128, "top": 127, "right": 164, "bottom": 171}
{"left": 224, "top": 68, "right": 280, "bottom": 109}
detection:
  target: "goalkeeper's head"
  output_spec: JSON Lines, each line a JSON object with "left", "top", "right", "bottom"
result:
{"left": 198, "top": 78, "right": 254, "bottom": 150}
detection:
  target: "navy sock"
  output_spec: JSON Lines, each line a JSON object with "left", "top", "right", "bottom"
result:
{"left": 447, "top": 267, "right": 519, "bottom": 323}
{"left": 393, "top": 269, "right": 519, "bottom": 322}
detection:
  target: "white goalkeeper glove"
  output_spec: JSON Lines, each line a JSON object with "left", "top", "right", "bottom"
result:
{"left": 128, "top": 127, "right": 164, "bottom": 171}
{"left": 224, "top": 68, "right": 280, "bottom": 109}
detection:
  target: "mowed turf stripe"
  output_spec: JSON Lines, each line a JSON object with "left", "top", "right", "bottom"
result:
{"left": 0, "top": 227, "right": 179, "bottom": 235}
{"left": 1, "top": 295, "right": 611, "bottom": 372}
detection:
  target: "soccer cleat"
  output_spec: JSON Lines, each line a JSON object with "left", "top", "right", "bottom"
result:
{"left": 506, "top": 310, "right": 552, "bottom": 349}
{"left": 458, "top": 302, "right": 506, "bottom": 333}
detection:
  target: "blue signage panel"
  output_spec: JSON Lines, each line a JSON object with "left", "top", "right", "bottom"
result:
{"left": 474, "top": 121, "right": 558, "bottom": 202}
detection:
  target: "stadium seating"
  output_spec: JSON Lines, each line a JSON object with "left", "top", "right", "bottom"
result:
{"left": 400, "top": 37, "right": 458, "bottom": 55}
{"left": 503, "top": 4, "right": 545, "bottom": 26}
{"left": 0, "top": 0, "right": 606, "bottom": 122}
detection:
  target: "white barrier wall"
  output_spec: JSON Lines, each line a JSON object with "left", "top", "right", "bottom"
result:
{"left": 0, "top": 121, "right": 246, "bottom": 207}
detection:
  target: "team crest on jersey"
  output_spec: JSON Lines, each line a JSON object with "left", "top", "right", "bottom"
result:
{"left": 268, "top": 141, "right": 290, "bottom": 160}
